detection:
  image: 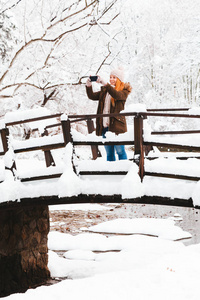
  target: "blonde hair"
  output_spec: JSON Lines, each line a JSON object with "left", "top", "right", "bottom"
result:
{"left": 111, "top": 78, "right": 124, "bottom": 106}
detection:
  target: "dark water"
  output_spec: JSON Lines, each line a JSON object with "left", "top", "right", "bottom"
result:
{"left": 114, "top": 204, "right": 200, "bottom": 245}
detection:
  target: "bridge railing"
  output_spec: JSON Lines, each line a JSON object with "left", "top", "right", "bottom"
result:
{"left": 1, "top": 107, "right": 200, "bottom": 183}
{"left": 0, "top": 113, "right": 64, "bottom": 181}
{"left": 68, "top": 108, "right": 200, "bottom": 181}
{"left": 140, "top": 109, "right": 200, "bottom": 181}
{"left": 68, "top": 111, "right": 138, "bottom": 160}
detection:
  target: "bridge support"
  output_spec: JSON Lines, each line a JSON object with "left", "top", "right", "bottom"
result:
{"left": 0, "top": 205, "right": 50, "bottom": 297}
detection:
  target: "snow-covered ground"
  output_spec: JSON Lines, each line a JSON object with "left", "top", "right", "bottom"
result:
{"left": 3, "top": 203, "right": 200, "bottom": 300}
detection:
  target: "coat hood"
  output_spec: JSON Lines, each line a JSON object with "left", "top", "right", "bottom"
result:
{"left": 124, "top": 82, "right": 132, "bottom": 94}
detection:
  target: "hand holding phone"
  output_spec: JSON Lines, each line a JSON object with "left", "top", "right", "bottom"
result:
{"left": 89, "top": 76, "right": 98, "bottom": 82}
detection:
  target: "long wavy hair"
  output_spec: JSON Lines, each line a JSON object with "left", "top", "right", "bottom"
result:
{"left": 111, "top": 77, "right": 125, "bottom": 106}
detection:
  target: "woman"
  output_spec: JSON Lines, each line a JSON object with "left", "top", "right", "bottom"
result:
{"left": 86, "top": 67, "right": 132, "bottom": 161}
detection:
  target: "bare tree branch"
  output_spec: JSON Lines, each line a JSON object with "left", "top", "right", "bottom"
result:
{"left": 0, "top": 0, "right": 121, "bottom": 102}
{"left": 0, "top": 79, "right": 86, "bottom": 98}
{"left": 44, "top": 0, "right": 97, "bottom": 37}
{"left": 99, "top": 12, "right": 120, "bottom": 25}
{"left": 0, "top": 1, "right": 99, "bottom": 85}
{"left": 0, "top": 22, "right": 88, "bottom": 84}
{"left": 96, "top": 43, "right": 112, "bottom": 74}
{"left": 97, "top": 0, "right": 118, "bottom": 22}
{"left": 0, "top": 0, "right": 23, "bottom": 14}
{"left": 41, "top": 89, "right": 57, "bottom": 106}
{"left": 0, "top": 82, "right": 44, "bottom": 93}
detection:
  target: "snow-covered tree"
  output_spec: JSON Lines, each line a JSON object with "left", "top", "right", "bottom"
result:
{"left": 0, "top": 11, "right": 18, "bottom": 63}
{"left": 0, "top": 0, "right": 121, "bottom": 113}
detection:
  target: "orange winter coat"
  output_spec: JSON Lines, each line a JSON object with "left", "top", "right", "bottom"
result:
{"left": 86, "top": 82, "right": 132, "bottom": 136}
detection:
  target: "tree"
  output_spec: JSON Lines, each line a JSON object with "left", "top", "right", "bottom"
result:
{"left": 0, "top": 0, "right": 120, "bottom": 114}
{"left": 0, "top": 11, "right": 18, "bottom": 64}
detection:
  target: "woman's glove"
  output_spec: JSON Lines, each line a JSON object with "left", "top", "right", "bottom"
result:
{"left": 97, "top": 76, "right": 107, "bottom": 86}
{"left": 86, "top": 77, "right": 92, "bottom": 87}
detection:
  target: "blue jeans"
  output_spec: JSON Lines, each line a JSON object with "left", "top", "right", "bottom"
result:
{"left": 102, "top": 127, "right": 127, "bottom": 161}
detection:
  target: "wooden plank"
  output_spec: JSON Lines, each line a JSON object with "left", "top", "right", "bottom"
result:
{"left": 147, "top": 108, "right": 189, "bottom": 112}
{"left": 23, "top": 123, "right": 61, "bottom": 137}
{"left": 0, "top": 194, "right": 196, "bottom": 210}
{"left": 14, "top": 142, "right": 65, "bottom": 153}
{"left": 144, "top": 141, "right": 200, "bottom": 152}
{"left": 79, "top": 171, "right": 128, "bottom": 176}
{"left": 73, "top": 141, "right": 134, "bottom": 146}
{"left": 68, "top": 112, "right": 137, "bottom": 120}
{"left": 152, "top": 130, "right": 200, "bottom": 135}
{"left": 146, "top": 156, "right": 200, "bottom": 160}
{"left": 142, "top": 112, "right": 200, "bottom": 119}
{"left": 68, "top": 111, "right": 200, "bottom": 121}
{"left": 70, "top": 117, "right": 89, "bottom": 123}
{"left": 6, "top": 113, "right": 62, "bottom": 126}
{"left": 20, "top": 173, "right": 62, "bottom": 182}
{"left": 46, "top": 123, "right": 61, "bottom": 129}
{"left": 144, "top": 171, "right": 200, "bottom": 181}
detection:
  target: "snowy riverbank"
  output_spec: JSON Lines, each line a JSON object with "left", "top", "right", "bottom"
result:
{"left": 2, "top": 203, "right": 200, "bottom": 300}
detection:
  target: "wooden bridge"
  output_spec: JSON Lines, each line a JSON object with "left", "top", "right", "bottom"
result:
{"left": 0, "top": 107, "right": 200, "bottom": 210}
{"left": 1, "top": 107, "right": 200, "bottom": 296}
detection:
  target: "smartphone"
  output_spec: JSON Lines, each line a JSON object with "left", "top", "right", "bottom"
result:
{"left": 90, "top": 76, "right": 98, "bottom": 82}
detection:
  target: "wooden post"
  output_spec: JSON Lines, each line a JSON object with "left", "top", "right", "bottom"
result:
{"left": 42, "top": 129, "right": 56, "bottom": 167}
{"left": 1, "top": 128, "right": 9, "bottom": 153}
{"left": 87, "top": 118, "right": 101, "bottom": 160}
{"left": 44, "top": 151, "right": 56, "bottom": 167}
{"left": 1, "top": 127, "right": 17, "bottom": 174}
{"left": 61, "top": 118, "right": 72, "bottom": 145}
{"left": 61, "top": 117, "right": 76, "bottom": 173}
{"left": 134, "top": 114, "right": 144, "bottom": 181}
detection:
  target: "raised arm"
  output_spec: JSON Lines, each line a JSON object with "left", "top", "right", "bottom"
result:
{"left": 86, "top": 86, "right": 101, "bottom": 101}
